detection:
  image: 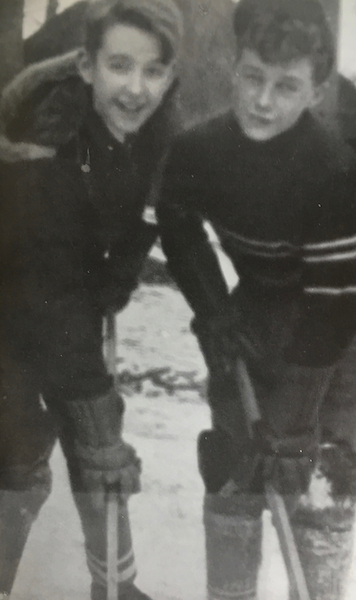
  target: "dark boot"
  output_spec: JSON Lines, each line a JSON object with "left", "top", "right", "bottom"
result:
{"left": 91, "top": 582, "right": 153, "bottom": 600}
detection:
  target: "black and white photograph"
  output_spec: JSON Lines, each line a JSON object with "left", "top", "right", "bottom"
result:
{"left": 1, "top": 1, "right": 356, "bottom": 599}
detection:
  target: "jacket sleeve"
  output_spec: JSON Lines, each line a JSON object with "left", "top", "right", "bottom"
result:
{"left": 94, "top": 220, "right": 159, "bottom": 313}
{"left": 1, "top": 158, "right": 88, "bottom": 305}
{"left": 157, "top": 139, "right": 230, "bottom": 319}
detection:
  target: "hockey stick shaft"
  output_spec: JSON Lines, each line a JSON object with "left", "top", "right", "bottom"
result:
{"left": 235, "top": 358, "right": 311, "bottom": 600}
{"left": 106, "top": 310, "right": 118, "bottom": 377}
{"left": 105, "top": 310, "right": 120, "bottom": 599}
{"left": 107, "top": 489, "right": 120, "bottom": 600}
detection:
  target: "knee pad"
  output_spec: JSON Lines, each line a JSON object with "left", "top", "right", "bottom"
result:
{"left": 198, "top": 429, "right": 233, "bottom": 493}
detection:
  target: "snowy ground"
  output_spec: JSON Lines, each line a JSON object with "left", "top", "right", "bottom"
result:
{"left": 10, "top": 284, "right": 356, "bottom": 600}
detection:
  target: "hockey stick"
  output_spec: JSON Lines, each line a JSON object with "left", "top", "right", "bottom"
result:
{"left": 105, "top": 310, "right": 120, "bottom": 600}
{"left": 235, "top": 358, "right": 311, "bottom": 600}
{"left": 107, "top": 487, "right": 120, "bottom": 600}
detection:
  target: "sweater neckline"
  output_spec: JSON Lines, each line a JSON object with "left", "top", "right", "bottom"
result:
{"left": 227, "top": 109, "right": 312, "bottom": 156}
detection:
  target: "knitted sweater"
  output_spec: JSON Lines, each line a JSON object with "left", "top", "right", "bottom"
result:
{"left": 157, "top": 110, "right": 356, "bottom": 366}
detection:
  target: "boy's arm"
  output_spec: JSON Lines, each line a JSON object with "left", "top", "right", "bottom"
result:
{"left": 157, "top": 140, "right": 230, "bottom": 320}
{"left": 0, "top": 50, "right": 79, "bottom": 162}
{"left": 289, "top": 168, "right": 356, "bottom": 366}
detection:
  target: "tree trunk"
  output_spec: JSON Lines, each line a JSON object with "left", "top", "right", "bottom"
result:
{"left": 46, "top": 0, "right": 59, "bottom": 22}
{"left": 315, "top": 0, "right": 341, "bottom": 129}
{"left": 0, "top": 0, "right": 24, "bottom": 92}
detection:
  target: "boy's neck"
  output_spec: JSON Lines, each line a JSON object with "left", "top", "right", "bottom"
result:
{"left": 234, "top": 110, "right": 310, "bottom": 148}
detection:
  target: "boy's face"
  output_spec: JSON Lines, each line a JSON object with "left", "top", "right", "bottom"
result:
{"left": 233, "top": 49, "right": 324, "bottom": 142}
{"left": 78, "top": 23, "right": 175, "bottom": 141}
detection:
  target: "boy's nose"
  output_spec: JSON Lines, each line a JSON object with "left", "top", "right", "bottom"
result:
{"left": 255, "top": 83, "right": 274, "bottom": 110}
{"left": 126, "top": 70, "right": 145, "bottom": 95}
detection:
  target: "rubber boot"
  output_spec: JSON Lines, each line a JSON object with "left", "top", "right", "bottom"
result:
{"left": 204, "top": 492, "right": 263, "bottom": 600}
{"left": 0, "top": 461, "right": 52, "bottom": 595}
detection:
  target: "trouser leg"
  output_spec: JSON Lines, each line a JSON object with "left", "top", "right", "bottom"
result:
{"left": 54, "top": 389, "right": 137, "bottom": 600}
{"left": 0, "top": 358, "right": 55, "bottom": 595}
{"left": 199, "top": 371, "right": 264, "bottom": 600}
{"left": 43, "top": 301, "right": 149, "bottom": 599}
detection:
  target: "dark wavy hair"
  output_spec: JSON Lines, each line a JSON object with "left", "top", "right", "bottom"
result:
{"left": 83, "top": 0, "right": 183, "bottom": 66}
{"left": 233, "top": 0, "right": 334, "bottom": 84}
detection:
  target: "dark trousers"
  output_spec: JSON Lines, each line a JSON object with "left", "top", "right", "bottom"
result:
{"left": 0, "top": 296, "right": 136, "bottom": 595}
{"left": 196, "top": 309, "right": 356, "bottom": 600}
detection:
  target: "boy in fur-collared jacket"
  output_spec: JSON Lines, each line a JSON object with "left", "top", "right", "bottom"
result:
{"left": 0, "top": 1, "right": 182, "bottom": 598}
{"left": 157, "top": 1, "right": 356, "bottom": 599}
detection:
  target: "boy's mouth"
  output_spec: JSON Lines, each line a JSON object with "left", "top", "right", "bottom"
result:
{"left": 249, "top": 113, "right": 273, "bottom": 126}
{"left": 113, "top": 99, "right": 147, "bottom": 116}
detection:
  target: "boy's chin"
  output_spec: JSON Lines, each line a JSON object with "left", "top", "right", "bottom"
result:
{"left": 240, "top": 122, "right": 281, "bottom": 142}
{"left": 237, "top": 113, "right": 302, "bottom": 143}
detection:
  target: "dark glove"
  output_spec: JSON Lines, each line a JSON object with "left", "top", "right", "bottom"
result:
{"left": 197, "top": 429, "right": 234, "bottom": 493}
{"left": 191, "top": 308, "right": 243, "bottom": 374}
{"left": 253, "top": 421, "right": 317, "bottom": 495}
{"left": 97, "top": 221, "right": 158, "bottom": 313}
{"left": 96, "top": 277, "right": 137, "bottom": 313}
{"left": 191, "top": 309, "right": 277, "bottom": 381}
{"left": 65, "top": 389, "right": 141, "bottom": 497}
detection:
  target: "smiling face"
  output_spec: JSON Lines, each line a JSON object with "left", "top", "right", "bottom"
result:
{"left": 233, "top": 49, "right": 324, "bottom": 142}
{"left": 78, "top": 22, "right": 175, "bottom": 141}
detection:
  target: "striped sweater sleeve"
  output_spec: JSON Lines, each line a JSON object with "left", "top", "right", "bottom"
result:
{"left": 302, "top": 169, "right": 356, "bottom": 297}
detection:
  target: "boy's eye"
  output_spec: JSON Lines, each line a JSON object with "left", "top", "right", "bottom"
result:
{"left": 243, "top": 72, "right": 263, "bottom": 85}
{"left": 276, "top": 80, "right": 299, "bottom": 93}
{"left": 144, "top": 64, "right": 166, "bottom": 78}
{"left": 108, "top": 56, "right": 132, "bottom": 73}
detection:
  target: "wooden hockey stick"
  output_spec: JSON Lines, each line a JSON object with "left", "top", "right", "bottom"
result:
{"left": 107, "top": 487, "right": 120, "bottom": 600}
{"left": 105, "top": 310, "right": 120, "bottom": 600}
{"left": 235, "top": 358, "right": 311, "bottom": 600}
{"left": 106, "top": 310, "right": 118, "bottom": 378}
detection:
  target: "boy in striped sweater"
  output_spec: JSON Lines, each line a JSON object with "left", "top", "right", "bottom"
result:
{"left": 157, "top": 1, "right": 356, "bottom": 598}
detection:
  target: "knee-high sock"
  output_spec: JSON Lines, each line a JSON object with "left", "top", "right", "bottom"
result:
{"left": 72, "top": 490, "right": 136, "bottom": 594}
{"left": 204, "top": 492, "right": 263, "bottom": 600}
{"left": 290, "top": 500, "right": 355, "bottom": 600}
{"left": 0, "top": 461, "right": 52, "bottom": 595}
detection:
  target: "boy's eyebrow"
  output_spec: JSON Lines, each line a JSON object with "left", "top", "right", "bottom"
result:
{"left": 280, "top": 74, "right": 304, "bottom": 85}
{"left": 241, "top": 65, "right": 263, "bottom": 72}
{"left": 107, "top": 52, "right": 131, "bottom": 59}
{"left": 106, "top": 52, "right": 161, "bottom": 64}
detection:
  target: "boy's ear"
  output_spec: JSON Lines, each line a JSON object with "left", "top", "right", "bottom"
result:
{"left": 76, "top": 49, "right": 94, "bottom": 85}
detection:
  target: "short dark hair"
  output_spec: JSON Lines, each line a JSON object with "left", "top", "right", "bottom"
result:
{"left": 84, "top": 0, "right": 182, "bottom": 65}
{"left": 233, "top": 0, "right": 334, "bottom": 84}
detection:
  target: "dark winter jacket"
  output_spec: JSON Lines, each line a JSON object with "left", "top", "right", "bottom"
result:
{"left": 157, "top": 110, "right": 356, "bottom": 367}
{"left": 1, "top": 76, "right": 180, "bottom": 318}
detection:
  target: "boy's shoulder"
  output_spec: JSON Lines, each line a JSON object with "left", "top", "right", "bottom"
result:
{"left": 173, "top": 110, "right": 238, "bottom": 152}
{"left": 298, "top": 113, "right": 356, "bottom": 177}
{"left": 6, "top": 75, "right": 88, "bottom": 147}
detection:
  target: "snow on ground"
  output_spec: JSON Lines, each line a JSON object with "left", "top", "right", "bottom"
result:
{"left": 11, "top": 285, "right": 356, "bottom": 599}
